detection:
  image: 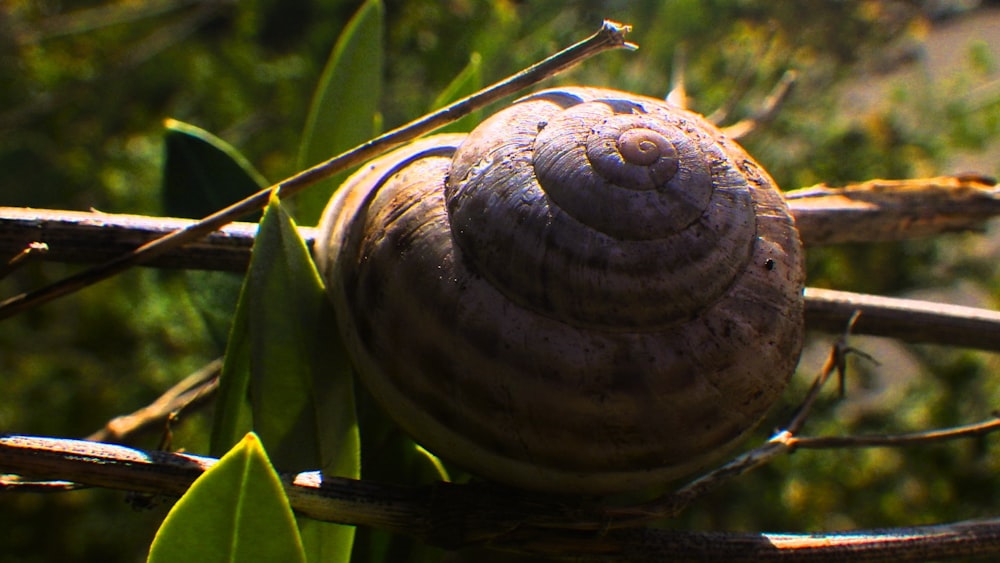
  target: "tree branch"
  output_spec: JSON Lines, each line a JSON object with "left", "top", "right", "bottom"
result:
{"left": 5, "top": 174, "right": 1000, "bottom": 350}
{"left": 802, "top": 287, "right": 1000, "bottom": 351}
{"left": 2, "top": 176, "right": 995, "bottom": 273}
{"left": 785, "top": 174, "right": 1000, "bottom": 246}
{"left": 85, "top": 357, "right": 221, "bottom": 444}
{"left": 3, "top": 434, "right": 1000, "bottom": 561}
{"left": 5, "top": 330, "right": 1000, "bottom": 560}
{"left": 0, "top": 207, "right": 265, "bottom": 272}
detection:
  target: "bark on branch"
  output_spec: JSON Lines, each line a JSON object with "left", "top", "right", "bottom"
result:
{"left": 4, "top": 175, "right": 1000, "bottom": 350}
{"left": 2, "top": 178, "right": 996, "bottom": 271}
{"left": 3, "top": 434, "right": 1000, "bottom": 561}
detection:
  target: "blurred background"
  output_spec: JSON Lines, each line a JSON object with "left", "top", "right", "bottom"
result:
{"left": 1, "top": 1, "right": 999, "bottom": 561}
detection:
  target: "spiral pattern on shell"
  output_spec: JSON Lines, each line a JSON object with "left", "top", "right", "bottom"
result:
{"left": 317, "top": 87, "right": 805, "bottom": 494}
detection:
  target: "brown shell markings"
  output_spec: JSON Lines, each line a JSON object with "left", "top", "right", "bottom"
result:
{"left": 316, "top": 87, "right": 805, "bottom": 494}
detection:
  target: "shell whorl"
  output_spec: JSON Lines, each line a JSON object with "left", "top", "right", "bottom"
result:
{"left": 445, "top": 89, "right": 758, "bottom": 329}
{"left": 317, "top": 87, "right": 805, "bottom": 494}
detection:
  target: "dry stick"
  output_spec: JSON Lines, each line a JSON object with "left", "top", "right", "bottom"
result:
{"left": 85, "top": 358, "right": 222, "bottom": 444}
{"left": 4, "top": 175, "right": 1000, "bottom": 350}
{"left": 0, "top": 20, "right": 636, "bottom": 321}
{"left": 787, "top": 174, "right": 1000, "bottom": 246}
{"left": 790, "top": 415, "right": 1000, "bottom": 450}
{"left": 4, "top": 314, "right": 1000, "bottom": 554}
{"left": 0, "top": 207, "right": 265, "bottom": 272}
{"left": 4, "top": 434, "right": 1000, "bottom": 560}
{"left": 2, "top": 174, "right": 997, "bottom": 271}
{"left": 804, "top": 287, "right": 1000, "bottom": 351}
{"left": 721, "top": 69, "right": 798, "bottom": 140}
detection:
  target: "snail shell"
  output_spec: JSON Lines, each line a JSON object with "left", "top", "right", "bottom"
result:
{"left": 316, "top": 87, "right": 805, "bottom": 494}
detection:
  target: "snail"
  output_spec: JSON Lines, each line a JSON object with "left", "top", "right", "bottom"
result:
{"left": 315, "top": 86, "right": 805, "bottom": 495}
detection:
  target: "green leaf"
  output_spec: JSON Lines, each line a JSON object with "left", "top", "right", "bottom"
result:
{"left": 147, "top": 433, "right": 306, "bottom": 563}
{"left": 161, "top": 119, "right": 267, "bottom": 350}
{"left": 209, "top": 280, "right": 254, "bottom": 455}
{"left": 430, "top": 52, "right": 483, "bottom": 133}
{"left": 211, "top": 194, "right": 360, "bottom": 473}
{"left": 210, "top": 195, "right": 359, "bottom": 563}
{"left": 161, "top": 118, "right": 266, "bottom": 220}
{"left": 295, "top": 0, "right": 384, "bottom": 226}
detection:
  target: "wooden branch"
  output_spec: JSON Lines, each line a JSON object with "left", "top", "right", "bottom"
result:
{"left": 2, "top": 176, "right": 996, "bottom": 271}
{"left": 0, "top": 207, "right": 268, "bottom": 272}
{"left": 6, "top": 342, "right": 999, "bottom": 559}
{"left": 790, "top": 415, "right": 1000, "bottom": 450}
{"left": 785, "top": 174, "right": 1000, "bottom": 246}
{"left": 2, "top": 434, "right": 1000, "bottom": 561}
{"left": 85, "top": 358, "right": 221, "bottom": 444}
{"left": 803, "top": 287, "right": 1000, "bottom": 351}
{"left": 4, "top": 174, "right": 1000, "bottom": 351}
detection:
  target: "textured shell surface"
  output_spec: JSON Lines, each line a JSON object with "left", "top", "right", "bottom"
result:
{"left": 316, "top": 87, "right": 805, "bottom": 494}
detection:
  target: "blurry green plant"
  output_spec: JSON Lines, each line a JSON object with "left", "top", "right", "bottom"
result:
{"left": 1, "top": 1, "right": 999, "bottom": 562}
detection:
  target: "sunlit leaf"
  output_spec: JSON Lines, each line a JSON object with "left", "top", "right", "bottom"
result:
{"left": 147, "top": 433, "right": 305, "bottom": 563}
{"left": 209, "top": 195, "right": 359, "bottom": 563}
{"left": 295, "top": 0, "right": 384, "bottom": 226}
{"left": 430, "top": 52, "right": 483, "bottom": 133}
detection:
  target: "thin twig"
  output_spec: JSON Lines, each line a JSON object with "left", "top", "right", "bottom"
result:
{"left": 787, "top": 311, "right": 861, "bottom": 433}
{"left": 4, "top": 434, "right": 1000, "bottom": 560}
{"left": 0, "top": 475, "right": 82, "bottom": 492}
{"left": 0, "top": 20, "right": 636, "bottom": 321}
{"left": 610, "top": 318, "right": 860, "bottom": 524}
{"left": 4, "top": 175, "right": 996, "bottom": 271}
{"left": 721, "top": 69, "right": 798, "bottom": 140}
{"left": 790, "top": 414, "right": 1000, "bottom": 450}
{"left": 85, "top": 358, "right": 222, "bottom": 444}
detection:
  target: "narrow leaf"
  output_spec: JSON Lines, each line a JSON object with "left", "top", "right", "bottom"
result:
{"left": 295, "top": 0, "right": 384, "bottom": 226}
{"left": 209, "top": 195, "right": 359, "bottom": 563}
{"left": 430, "top": 52, "right": 483, "bottom": 133}
{"left": 161, "top": 119, "right": 266, "bottom": 349}
{"left": 147, "top": 433, "right": 306, "bottom": 563}
{"left": 209, "top": 279, "right": 254, "bottom": 456}
{"left": 162, "top": 118, "right": 266, "bottom": 220}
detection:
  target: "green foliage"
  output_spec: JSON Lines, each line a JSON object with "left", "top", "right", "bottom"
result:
{"left": 295, "top": 0, "right": 384, "bottom": 226}
{"left": 209, "top": 194, "right": 358, "bottom": 562}
{"left": 211, "top": 195, "right": 358, "bottom": 473}
{"left": 1, "top": 1, "right": 999, "bottom": 562}
{"left": 147, "top": 433, "right": 307, "bottom": 563}
{"left": 162, "top": 119, "right": 268, "bottom": 220}
{"left": 161, "top": 119, "right": 268, "bottom": 349}
{"left": 430, "top": 52, "right": 483, "bottom": 133}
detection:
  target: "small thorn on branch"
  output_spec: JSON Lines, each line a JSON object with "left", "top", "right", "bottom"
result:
{"left": 1, "top": 241, "right": 48, "bottom": 279}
